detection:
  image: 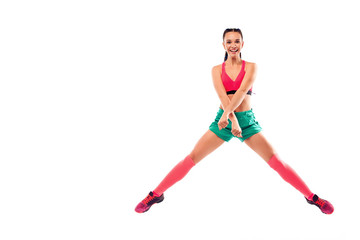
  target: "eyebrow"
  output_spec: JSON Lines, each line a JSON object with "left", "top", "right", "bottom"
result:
{"left": 226, "top": 39, "right": 241, "bottom": 41}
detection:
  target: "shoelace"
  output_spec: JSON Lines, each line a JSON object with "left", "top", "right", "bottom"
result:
{"left": 142, "top": 194, "right": 156, "bottom": 205}
{"left": 315, "top": 198, "right": 326, "bottom": 208}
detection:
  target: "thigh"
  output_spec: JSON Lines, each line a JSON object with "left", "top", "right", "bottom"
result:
{"left": 244, "top": 132, "right": 276, "bottom": 163}
{"left": 189, "top": 129, "right": 225, "bottom": 164}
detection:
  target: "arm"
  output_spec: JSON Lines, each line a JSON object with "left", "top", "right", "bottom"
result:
{"left": 224, "top": 62, "right": 258, "bottom": 114}
{"left": 212, "top": 66, "right": 242, "bottom": 137}
{"left": 211, "top": 66, "right": 238, "bottom": 123}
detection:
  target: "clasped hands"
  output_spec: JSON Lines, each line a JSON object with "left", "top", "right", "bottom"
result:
{"left": 218, "top": 110, "right": 243, "bottom": 138}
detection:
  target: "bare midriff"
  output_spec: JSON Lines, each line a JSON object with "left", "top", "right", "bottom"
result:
{"left": 219, "top": 93, "right": 252, "bottom": 112}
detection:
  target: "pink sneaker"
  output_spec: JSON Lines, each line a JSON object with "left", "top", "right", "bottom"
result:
{"left": 135, "top": 191, "right": 164, "bottom": 213}
{"left": 305, "top": 194, "right": 334, "bottom": 214}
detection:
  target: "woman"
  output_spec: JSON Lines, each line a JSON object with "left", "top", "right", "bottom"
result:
{"left": 135, "top": 28, "right": 334, "bottom": 214}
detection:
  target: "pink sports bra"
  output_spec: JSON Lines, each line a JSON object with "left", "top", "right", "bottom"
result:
{"left": 221, "top": 60, "right": 253, "bottom": 95}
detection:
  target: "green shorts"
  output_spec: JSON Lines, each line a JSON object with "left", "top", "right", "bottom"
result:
{"left": 209, "top": 108, "right": 262, "bottom": 142}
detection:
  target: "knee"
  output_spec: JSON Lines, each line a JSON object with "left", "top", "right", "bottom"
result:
{"left": 267, "top": 153, "right": 285, "bottom": 170}
{"left": 188, "top": 152, "right": 199, "bottom": 165}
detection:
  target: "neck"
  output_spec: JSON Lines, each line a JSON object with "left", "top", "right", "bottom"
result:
{"left": 226, "top": 56, "right": 242, "bottom": 66}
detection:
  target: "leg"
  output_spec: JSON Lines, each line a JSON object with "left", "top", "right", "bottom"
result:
{"left": 153, "top": 130, "right": 225, "bottom": 195}
{"left": 244, "top": 132, "right": 313, "bottom": 199}
{"left": 189, "top": 129, "right": 225, "bottom": 164}
{"left": 244, "top": 131, "right": 276, "bottom": 163}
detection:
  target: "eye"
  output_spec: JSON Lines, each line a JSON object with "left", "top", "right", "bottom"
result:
{"left": 227, "top": 41, "right": 240, "bottom": 44}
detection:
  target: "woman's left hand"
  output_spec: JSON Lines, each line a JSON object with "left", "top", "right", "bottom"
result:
{"left": 218, "top": 111, "right": 230, "bottom": 130}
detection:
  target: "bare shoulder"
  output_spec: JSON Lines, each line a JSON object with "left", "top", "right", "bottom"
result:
{"left": 244, "top": 61, "right": 257, "bottom": 72}
{"left": 211, "top": 63, "right": 222, "bottom": 74}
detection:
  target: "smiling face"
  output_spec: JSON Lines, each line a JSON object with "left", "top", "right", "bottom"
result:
{"left": 223, "top": 31, "right": 244, "bottom": 59}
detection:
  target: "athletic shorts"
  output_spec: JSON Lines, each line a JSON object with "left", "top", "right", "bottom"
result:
{"left": 209, "top": 108, "right": 262, "bottom": 142}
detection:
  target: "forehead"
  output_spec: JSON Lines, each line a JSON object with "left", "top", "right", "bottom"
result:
{"left": 224, "top": 32, "right": 242, "bottom": 41}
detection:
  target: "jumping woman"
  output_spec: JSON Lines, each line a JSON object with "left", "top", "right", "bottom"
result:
{"left": 135, "top": 28, "right": 334, "bottom": 214}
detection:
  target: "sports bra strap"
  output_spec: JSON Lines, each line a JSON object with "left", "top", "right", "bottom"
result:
{"left": 241, "top": 60, "right": 246, "bottom": 71}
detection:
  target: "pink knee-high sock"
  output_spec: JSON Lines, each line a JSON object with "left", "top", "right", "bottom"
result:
{"left": 268, "top": 154, "right": 314, "bottom": 200}
{"left": 153, "top": 155, "right": 195, "bottom": 196}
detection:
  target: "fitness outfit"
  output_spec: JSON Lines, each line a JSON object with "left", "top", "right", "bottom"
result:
{"left": 135, "top": 60, "right": 334, "bottom": 215}
{"left": 209, "top": 60, "right": 262, "bottom": 142}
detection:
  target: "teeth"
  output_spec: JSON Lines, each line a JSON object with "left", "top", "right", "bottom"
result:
{"left": 230, "top": 49, "right": 238, "bottom": 52}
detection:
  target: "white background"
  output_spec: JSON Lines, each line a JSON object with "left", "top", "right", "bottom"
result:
{"left": 1, "top": 0, "right": 360, "bottom": 239}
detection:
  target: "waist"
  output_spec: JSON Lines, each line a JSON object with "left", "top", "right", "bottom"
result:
{"left": 227, "top": 89, "right": 253, "bottom": 95}
{"left": 218, "top": 107, "right": 254, "bottom": 115}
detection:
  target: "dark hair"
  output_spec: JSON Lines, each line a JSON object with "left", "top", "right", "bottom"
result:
{"left": 223, "top": 28, "right": 243, "bottom": 61}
